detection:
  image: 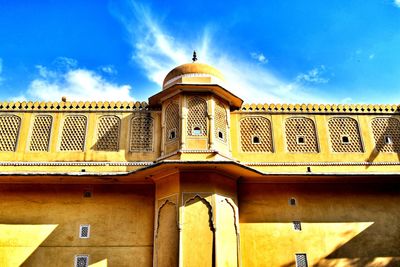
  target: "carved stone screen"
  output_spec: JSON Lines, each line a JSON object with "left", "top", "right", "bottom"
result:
{"left": 95, "top": 116, "right": 120, "bottom": 151}
{"left": 187, "top": 97, "right": 207, "bottom": 136}
{"left": 371, "top": 117, "right": 400, "bottom": 153}
{"left": 285, "top": 117, "right": 319, "bottom": 153}
{"left": 165, "top": 102, "right": 179, "bottom": 142}
{"left": 328, "top": 117, "right": 363, "bottom": 152}
{"left": 240, "top": 116, "right": 273, "bottom": 152}
{"left": 59, "top": 115, "right": 87, "bottom": 151}
{"left": 0, "top": 115, "right": 21, "bottom": 151}
{"left": 215, "top": 101, "right": 227, "bottom": 142}
{"left": 130, "top": 114, "right": 153, "bottom": 152}
{"left": 29, "top": 115, "right": 52, "bottom": 151}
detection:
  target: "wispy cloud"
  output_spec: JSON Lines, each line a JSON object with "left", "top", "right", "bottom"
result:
{"left": 296, "top": 65, "right": 329, "bottom": 84}
{"left": 395, "top": 0, "right": 400, "bottom": 8}
{"left": 100, "top": 65, "right": 117, "bottom": 75}
{"left": 0, "top": 58, "right": 4, "bottom": 85}
{"left": 14, "top": 59, "right": 133, "bottom": 101}
{"left": 112, "top": 1, "right": 331, "bottom": 103}
{"left": 250, "top": 52, "right": 268, "bottom": 64}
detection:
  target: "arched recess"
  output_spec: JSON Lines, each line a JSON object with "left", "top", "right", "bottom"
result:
{"left": 155, "top": 200, "right": 179, "bottom": 267}
{"left": 182, "top": 195, "right": 215, "bottom": 267}
{"left": 217, "top": 197, "right": 240, "bottom": 267}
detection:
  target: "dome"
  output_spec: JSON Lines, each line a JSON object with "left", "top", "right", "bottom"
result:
{"left": 163, "top": 63, "right": 225, "bottom": 90}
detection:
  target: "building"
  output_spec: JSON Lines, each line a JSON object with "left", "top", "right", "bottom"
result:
{"left": 0, "top": 59, "right": 399, "bottom": 267}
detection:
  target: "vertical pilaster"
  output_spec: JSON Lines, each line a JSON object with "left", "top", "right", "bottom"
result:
{"left": 209, "top": 96, "right": 215, "bottom": 150}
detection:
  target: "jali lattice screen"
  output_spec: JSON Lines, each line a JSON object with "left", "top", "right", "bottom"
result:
{"left": 0, "top": 115, "right": 21, "bottom": 151}
{"left": 29, "top": 115, "right": 52, "bottom": 151}
{"left": 285, "top": 117, "right": 319, "bottom": 153}
{"left": 187, "top": 97, "right": 207, "bottom": 136}
{"left": 328, "top": 117, "right": 363, "bottom": 152}
{"left": 240, "top": 116, "right": 273, "bottom": 152}
{"left": 130, "top": 113, "right": 153, "bottom": 152}
{"left": 371, "top": 117, "right": 400, "bottom": 153}
{"left": 59, "top": 115, "right": 87, "bottom": 151}
{"left": 95, "top": 116, "right": 120, "bottom": 151}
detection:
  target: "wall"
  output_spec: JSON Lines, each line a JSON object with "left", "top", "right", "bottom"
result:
{"left": 0, "top": 184, "right": 154, "bottom": 267}
{"left": 239, "top": 182, "right": 400, "bottom": 267}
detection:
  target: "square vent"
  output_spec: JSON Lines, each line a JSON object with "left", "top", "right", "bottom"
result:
{"left": 295, "top": 253, "right": 308, "bottom": 267}
{"left": 79, "top": 225, "right": 90, "bottom": 239}
{"left": 75, "top": 255, "right": 89, "bottom": 267}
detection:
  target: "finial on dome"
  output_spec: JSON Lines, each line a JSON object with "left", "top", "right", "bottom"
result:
{"left": 192, "top": 51, "right": 197, "bottom": 62}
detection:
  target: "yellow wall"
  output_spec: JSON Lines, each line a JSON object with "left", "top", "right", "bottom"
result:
{"left": 239, "top": 182, "right": 400, "bottom": 267}
{"left": 0, "top": 184, "right": 154, "bottom": 267}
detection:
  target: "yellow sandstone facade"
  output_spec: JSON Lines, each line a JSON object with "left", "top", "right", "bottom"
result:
{"left": 0, "top": 61, "right": 399, "bottom": 267}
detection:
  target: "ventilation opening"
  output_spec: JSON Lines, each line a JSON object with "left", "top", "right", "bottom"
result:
{"left": 384, "top": 135, "right": 393, "bottom": 145}
{"left": 293, "top": 221, "right": 302, "bottom": 231}
{"left": 289, "top": 197, "right": 297, "bottom": 206}
{"left": 192, "top": 126, "right": 202, "bottom": 135}
{"left": 296, "top": 136, "right": 305, "bottom": 144}
{"left": 79, "top": 225, "right": 90, "bottom": 239}
{"left": 168, "top": 129, "right": 176, "bottom": 140}
{"left": 341, "top": 135, "right": 350, "bottom": 144}
{"left": 295, "top": 253, "right": 308, "bottom": 267}
{"left": 252, "top": 136, "right": 260, "bottom": 144}
{"left": 218, "top": 131, "right": 224, "bottom": 140}
{"left": 75, "top": 255, "right": 89, "bottom": 267}
{"left": 83, "top": 189, "right": 92, "bottom": 198}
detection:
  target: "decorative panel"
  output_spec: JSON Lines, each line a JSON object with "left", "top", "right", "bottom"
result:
{"left": 215, "top": 101, "right": 227, "bottom": 142}
{"left": 165, "top": 102, "right": 180, "bottom": 142}
{"left": 29, "top": 115, "right": 52, "bottom": 151}
{"left": 285, "top": 117, "right": 319, "bottom": 153}
{"left": 187, "top": 97, "right": 207, "bottom": 136}
{"left": 0, "top": 115, "right": 21, "bottom": 152}
{"left": 59, "top": 115, "right": 87, "bottom": 151}
{"left": 328, "top": 117, "right": 363, "bottom": 152}
{"left": 240, "top": 116, "right": 273, "bottom": 152}
{"left": 130, "top": 113, "right": 153, "bottom": 152}
{"left": 371, "top": 117, "right": 400, "bottom": 153}
{"left": 95, "top": 116, "right": 120, "bottom": 151}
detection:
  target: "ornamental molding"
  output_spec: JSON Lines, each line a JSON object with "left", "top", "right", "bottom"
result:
{"left": 244, "top": 161, "right": 400, "bottom": 166}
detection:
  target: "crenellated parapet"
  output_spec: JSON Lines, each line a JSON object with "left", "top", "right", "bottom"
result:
{"left": 0, "top": 100, "right": 152, "bottom": 111}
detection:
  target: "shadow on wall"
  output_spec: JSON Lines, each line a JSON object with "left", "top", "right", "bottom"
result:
{"left": 365, "top": 105, "right": 400, "bottom": 167}
{"left": 239, "top": 183, "right": 400, "bottom": 267}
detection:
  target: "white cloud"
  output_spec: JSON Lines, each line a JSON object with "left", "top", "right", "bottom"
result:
{"left": 14, "top": 62, "right": 134, "bottom": 102}
{"left": 395, "top": 0, "right": 400, "bottom": 8}
{"left": 296, "top": 65, "right": 329, "bottom": 84}
{"left": 113, "top": 2, "right": 330, "bottom": 103}
{"left": 250, "top": 52, "right": 268, "bottom": 64}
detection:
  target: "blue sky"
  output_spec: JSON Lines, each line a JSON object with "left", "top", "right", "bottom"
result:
{"left": 0, "top": 0, "right": 399, "bottom": 104}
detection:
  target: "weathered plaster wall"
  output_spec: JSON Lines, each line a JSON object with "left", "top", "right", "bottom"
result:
{"left": 0, "top": 184, "right": 154, "bottom": 267}
{"left": 239, "top": 182, "right": 400, "bottom": 267}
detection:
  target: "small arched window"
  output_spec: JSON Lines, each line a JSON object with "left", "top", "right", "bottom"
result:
{"left": 192, "top": 126, "right": 202, "bottom": 135}
{"left": 218, "top": 131, "right": 224, "bottom": 140}
{"left": 169, "top": 129, "right": 177, "bottom": 140}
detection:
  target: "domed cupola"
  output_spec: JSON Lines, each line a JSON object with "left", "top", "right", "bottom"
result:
{"left": 148, "top": 52, "right": 243, "bottom": 159}
{"left": 163, "top": 62, "right": 225, "bottom": 90}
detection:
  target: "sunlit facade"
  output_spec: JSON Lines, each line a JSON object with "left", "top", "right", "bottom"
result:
{"left": 0, "top": 61, "right": 399, "bottom": 267}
